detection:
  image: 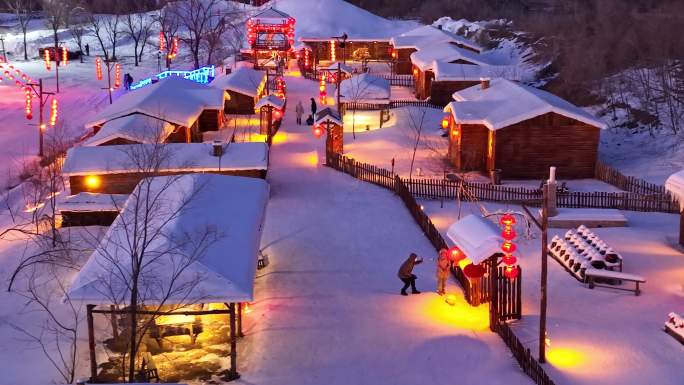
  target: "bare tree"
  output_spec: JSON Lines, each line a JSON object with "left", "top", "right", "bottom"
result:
{"left": 405, "top": 106, "right": 429, "bottom": 179}
{"left": 42, "top": 0, "right": 72, "bottom": 51}
{"left": 173, "top": 0, "right": 226, "bottom": 69}
{"left": 123, "top": 11, "right": 154, "bottom": 66}
{"left": 339, "top": 74, "right": 388, "bottom": 139}
{"left": 7, "top": 0, "right": 35, "bottom": 61}
{"left": 155, "top": 3, "right": 181, "bottom": 69}
{"left": 68, "top": 4, "right": 89, "bottom": 63}
{"left": 87, "top": 5, "right": 121, "bottom": 61}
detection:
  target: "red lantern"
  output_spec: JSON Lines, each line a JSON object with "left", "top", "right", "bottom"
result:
{"left": 504, "top": 266, "right": 519, "bottom": 280}
{"left": 24, "top": 89, "right": 33, "bottom": 120}
{"left": 448, "top": 246, "right": 464, "bottom": 262}
{"left": 441, "top": 116, "right": 449, "bottom": 130}
{"left": 502, "top": 229, "right": 517, "bottom": 241}
{"left": 500, "top": 213, "right": 516, "bottom": 227}
{"left": 44, "top": 49, "right": 51, "bottom": 71}
{"left": 61, "top": 46, "right": 68, "bottom": 65}
{"left": 159, "top": 32, "right": 166, "bottom": 52}
{"left": 114, "top": 63, "right": 121, "bottom": 88}
{"left": 502, "top": 255, "right": 517, "bottom": 266}
{"left": 313, "top": 125, "right": 323, "bottom": 138}
{"left": 96, "top": 57, "right": 102, "bottom": 80}
{"left": 49, "top": 98, "right": 58, "bottom": 126}
{"left": 439, "top": 248, "right": 448, "bottom": 259}
{"left": 501, "top": 240, "right": 516, "bottom": 254}
{"left": 463, "top": 263, "right": 486, "bottom": 279}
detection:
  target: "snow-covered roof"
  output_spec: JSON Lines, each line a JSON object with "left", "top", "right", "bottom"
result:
{"left": 58, "top": 192, "right": 129, "bottom": 212}
{"left": 320, "top": 62, "right": 354, "bottom": 75}
{"left": 251, "top": 7, "right": 292, "bottom": 24}
{"left": 410, "top": 44, "right": 494, "bottom": 71}
{"left": 67, "top": 174, "right": 269, "bottom": 304}
{"left": 339, "top": 74, "right": 391, "bottom": 104}
{"left": 255, "top": 95, "right": 286, "bottom": 110}
{"left": 315, "top": 107, "right": 343, "bottom": 126}
{"left": 391, "top": 25, "right": 482, "bottom": 52}
{"left": 665, "top": 170, "right": 684, "bottom": 210}
{"left": 84, "top": 77, "right": 225, "bottom": 129}
{"left": 445, "top": 78, "right": 606, "bottom": 130}
{"left": 211, "top": 67, "right": 266, "bottom": 98}
{"left": 446, "top": 215, "right": 501, "bottom": 265}
{"left": 84, "top": 114, "right": 175, "bottom": 146}
{"left": 62, "top": 142, "right": 269, "bottom": 176}
{"left": 433, "top": 62, "right": 492, "bottom": 82}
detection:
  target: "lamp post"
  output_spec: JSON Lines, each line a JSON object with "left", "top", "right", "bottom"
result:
{"left": 25, "top": 79, "right": 55, "bottom": 157}
{"left": 0, "top": 35, "right": 6, "bottom": 62}
{"left": 334, "top": 33, "right": 348, "bottom": 65}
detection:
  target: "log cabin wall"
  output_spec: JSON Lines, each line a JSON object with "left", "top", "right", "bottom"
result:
{"left": 453, "top": 123, "right": 489, "bottom": 172}
{"left": 430, "top": 80, "right": 480, "bottom": 106}
{"left": 394, "top": 48, "right": 416, "bottom": 74}
{"left": 304, "top": 40, "right": 392, "bottom": 63}
{"left": 493, "top": 112, "right": 600, "bottom": 179}
{"left": 61, "top": 211, "right": 120, "bottom": 227}
{"left": 97, "top": 137, "right": 140, "bottom": 146}
{"left": 225, "top": 91, "right": 256, "bottom": 114}
{"left": 70, "top": 169, "right": 267, "bottom": 195}
{"left": 166, "top": 125, "right": 190, "bottom": 143}
{"left": 198, "top": 109, "right": 223, "bottom": 133}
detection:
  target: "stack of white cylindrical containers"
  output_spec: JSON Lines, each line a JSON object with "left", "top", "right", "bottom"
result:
{"left": 547, "top": 225, "right": 623, "bottom": 281}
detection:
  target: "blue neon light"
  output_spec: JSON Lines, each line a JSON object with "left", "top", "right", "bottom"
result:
{"left": 130, "top": 65, "right": 216, "bottom": 90}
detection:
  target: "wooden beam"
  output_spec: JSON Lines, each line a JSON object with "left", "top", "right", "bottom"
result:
{"left": 91, "top": 308, "right": 232, "bottom": 316}
{"left": 224, "top": 302, "right": 241, "bottom": 381}
{"left": 237, "top": 303, "right": 244, "bottom": 338}
{"left": 539, "top": 184, "right": 549, "bottom": 364}
{"left": 680, "top": 210, "right": 684, "bottom": 246}
{"left": 87, "top": 304, "right": 98, "bottom": 382}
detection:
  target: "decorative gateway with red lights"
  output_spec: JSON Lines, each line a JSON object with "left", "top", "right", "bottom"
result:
{"left": 445, "top": 214, "right": 522, "bottom": 320}
{"left": 247, "top": 8, "right": 295, "bottom": 68}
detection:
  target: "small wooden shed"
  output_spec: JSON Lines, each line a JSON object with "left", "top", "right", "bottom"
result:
{"left": 211, "top": 67, "right": 266, "bottom": 114}
{"left": 301, "top": 38, "right": 392, "bottom": 65}
{"left": 665, "top": 171, "right": 684, "bottom": 246}
{"left": 315, "top": 107, "right": 344, "bottom": 154}
{"left": 255, "top": 94, "right": 286, "bottom": 141}
{"left": 339, "top": 74, "right": 391, "bottom": 128}
{"left": 444, "top": 78, "right": 605, "bottom": 179}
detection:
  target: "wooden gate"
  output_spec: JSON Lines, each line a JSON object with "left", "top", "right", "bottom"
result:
{"left": 489, "top": 260, "right": 522, "bottom": 325}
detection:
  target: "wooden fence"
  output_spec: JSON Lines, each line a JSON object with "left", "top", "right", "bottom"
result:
{"left": 496, "top": 322, "right": 556, "bottom": 385}
{"left": 595, "top": 160, "right": 674, "bottom": 195}
{"left": 389, "top": 99, "right": 442, "bottom": 109}
{"left": 377, "top": 74, "right": 415, "bottom": 87}
{"left": 327, "top": 152, "right": 678, "bottom": 213}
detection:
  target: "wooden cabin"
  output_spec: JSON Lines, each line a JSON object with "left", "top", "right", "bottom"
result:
{"left": 444, "top": 78, "right": 605, "bottom": 179}
{"left": 665, "top": 171, "right": 684, "bottom": 246}
{"left": 423, "top": 62, "right": 490, "bottom": 106}
{"left": 339, "top": 74, "right": 392, "bottom": 128}
{"left": 84, "top": 77, "right": 225, "bottom": 144}
{"left": 411, "top": 44, "right": 493, "bottom": 100}
{"left": 390, "top": 25, "right": 482, "bottom": 75}
{"left": 62, "top": 142, "right": 269, "bottom": 195}
{"left": 211, "top": 67, "right": 266, "bottom": 114}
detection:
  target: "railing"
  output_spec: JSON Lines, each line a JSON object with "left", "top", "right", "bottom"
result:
{"left": 496, "top": 322, "right": 556, "bottom": 385}
{"left": 130, "top": 66, "right": 216, "bottom": 90}
{"left": 389, "top": 100, "right": 442, "bottom": 109}
{"left": 377, "top": 74, "right": 415, "bottom": 87}
{"left": 595, "top": 160, "right": 671, "bottom": 195}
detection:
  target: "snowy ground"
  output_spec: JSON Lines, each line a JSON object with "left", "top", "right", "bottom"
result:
{"left": 421, "top": 198, "right": 684, "bottom": 385}
{"left": 240, "top": 73, "right": 534, "bottom": 385}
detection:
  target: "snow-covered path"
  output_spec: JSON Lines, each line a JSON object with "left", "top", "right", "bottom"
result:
{"left": 239, "top": 74, "right": 533, "bottom": 385}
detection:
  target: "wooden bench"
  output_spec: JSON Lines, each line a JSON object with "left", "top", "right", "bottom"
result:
{"left": 584, "top": 268, "right": 646, "bottom": 296}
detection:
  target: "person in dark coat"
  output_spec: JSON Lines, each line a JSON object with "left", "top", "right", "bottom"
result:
{"left": 310, "top": 97, "right": 317, "bottom": 116}
{"left": 305, "top": 114, "right": 314, "bottom": 126}
{"left": 85, "top": 43, "right": 90, "bottom": 56}
{"left": 398, "top": 253, "right": 423, "bottom": 296}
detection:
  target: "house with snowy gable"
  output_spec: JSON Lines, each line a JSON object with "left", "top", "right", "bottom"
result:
{"left": 443, "top": 78, "right": 606, "bottom": 180}
{"left": 211, "top": 66, "right": 267, "bottom": 114}
{"left": 83, "top": 77, "right": 226, "bottom": 146}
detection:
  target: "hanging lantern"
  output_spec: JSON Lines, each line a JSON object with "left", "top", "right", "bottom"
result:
{"left": 159, "top": 32, "right": 166, "bottom": 52}
{"left": 313, "top": 125, "right": 323, "bottom": 138}
{"left": 441, "top": 115, "right": 449, "bottom": 130}
{"left": 501, "top": 240, "right": 516, "bottom": 254}
{"left": 502, "top": 255, "right": 517, "bottom": 266}
{"left": 24, "top": 89, "right": 33, "bottom": 120}
{"left": 44, "top": 49, "right": 51, "bottom": 71}
{"left": 502, "top": 229, "right": 517, "bottom": 241}
{"left": 49, "top": 98, "right": 58, "bottom": 126}
{"left": 330, "top": 39, "right": 336, "bottom": 62}
{"left": 504, "top": 266, "right": 519, "bottom": 279}
{"left": 114, "top": 63, "right": 121, "bottom": 88}
{"left": 412, "top": 67, "right": 418, "bottom": 76}
{"left": 96, "top": 57, "right": 103, "bottom": 80}
{"left": 61, "top": 46, "right": 68, "bottom": 65}
{"left": 448, "top": 246, "right": 464, "bottom": 262}
{"left": 500, "top": 213, "right": 516, "bottom": 227}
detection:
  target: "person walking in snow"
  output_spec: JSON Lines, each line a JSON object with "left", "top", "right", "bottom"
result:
{"left": 295, "top": 101, "right": 304, "bottom": 125}
{"left": 310, "top": 97, "right": 317, "bottom": 117}
{"left": 398, "top": 253, "right": 423, "bottom": 296}
{"left": 85, "top": 43, "right": 90, "bottom": 56}
{"left": 436, "top": 250, "right": 451, "bottom": 295}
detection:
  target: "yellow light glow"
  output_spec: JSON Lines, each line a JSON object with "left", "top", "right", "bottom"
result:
{"left": 24, "top": 202, "right": 45, "bottom": 213}
{"left": 547, "top": 347, "right": 585, "bottom": 368}
{"left": 458, "top": 257, "right": 472, "bottom": 270}
{"left": 423, "top": 294, "right": 489, "bottom": 331}
{"left": 84, "top": 175, "right": 101, "bottom": 190}
{"left": 286, "top": 70, "right": 302, "bottom": 77}
{"left": 305, "top": 151, "right": 319, "bottom": 166}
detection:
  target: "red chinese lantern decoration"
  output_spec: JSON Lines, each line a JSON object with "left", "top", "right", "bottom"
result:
{"left": 330, "top": 39, "right": 336, "bottom": 62}
{"left": 504, "top": 266, "right": 519, "bottom": 279}
{"left": 441, "top": 115, "right": 449, "bottom": 130}
{"left": 24, "top": 89, "right": 33, "bottom": 120}
{"left": 96, "top": 57, "right": 103, "bottom": 80}
{"left": 500, "top": 212, "right": 519, "bottom": 280}
{"left": 319, "top": 76, "right": 327, "bottom": 105}
{"left": 49, "top": 98, "right": 58, "bottom": 126}
{"left": 412, "top": 67, "right": 418, "bottom": 76}
{"left": 304, "top": 49, "right": 310, "bottom": 69}
{"left": 114, "top": 63, "right": 121, "bottom": 88}
{"left": 159, "top": 32, "right": 166, "bottom": 52}
{"left": 61, "top": 46, "right": 68, "bottom": 65}
{"left": 44, "top": 49, "right": 51, "bottom": 71}
{"left": 313, "top": 125, "right": 323, "bottom": 138}
{"left": 439, "top": 248, "right": 448, "bottom": 259}
{"left": 167, "top": 37, "right": 179, "bottom": 60}
{"left": 448, "top": 246, "right": 464, "bottom": 262}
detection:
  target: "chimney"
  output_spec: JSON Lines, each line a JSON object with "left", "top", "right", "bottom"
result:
{"left": 480, "top": 77, "right": 490, "bottom": 90}
{"left": 212, "top": 141, "right": 223, "bottom": 157}
{"left": 437, "top": 24, "right": 443, "bottom": 30}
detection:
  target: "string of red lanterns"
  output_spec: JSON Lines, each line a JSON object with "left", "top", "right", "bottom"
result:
{"left": 24, "top": 88, "right": 33, "bottom": 120}
{"left": 61, "top": 47, "right": 68, "bottom": 66}
{"left": 114, "top": 63, "right": 121, "bottom": 88}
{"left": 95, "top": 57, "right": 102, "bottom": 80}
{"left": 159, "top": 32, "right": 166, "bottom": 52}
{"left": 167, "top": 37, "right": 179, "bottom": 60}
{"left": 44, "top": 49, "right": 51, "bottom": 71}
{"left": 330, "top": 39, "right": 336, "bottom": 62}
{"left": 319, "top": 74, "right": 327, "bottom": 105}
{"left": 500, "top": 213, "right": 519, "bottom": 279}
